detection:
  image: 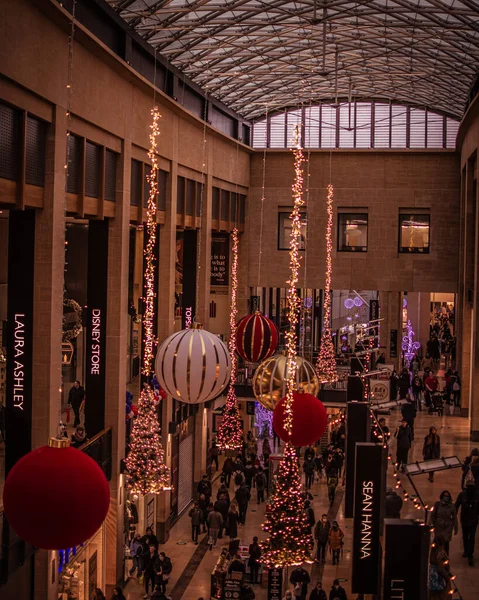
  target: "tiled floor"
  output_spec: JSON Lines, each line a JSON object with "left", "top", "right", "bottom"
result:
{"left": 124, "top": 406, "right": 476, "bottom": 600}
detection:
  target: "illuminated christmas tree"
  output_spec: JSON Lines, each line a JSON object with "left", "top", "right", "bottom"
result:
{"left": 261, "top": 127, "right": 313, "bottom": 568}
{"left": 217, "top": 228, "right": 243, "bottom": 450}
{"left": 261, "top": 443, "right": 313, "bottom": 567}
{"left": 125, "top": 386, "right": 170, "bottom": 494}
{"left": 316, "top": 184, "right": 338, "bottom": 383}
{"left": 126, "top": 108, "right": 170, "bottom": 494}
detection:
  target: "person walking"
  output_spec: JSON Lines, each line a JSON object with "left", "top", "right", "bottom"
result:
{"left": 210, "top": 441, "right": 219, "bottom": 471}
{"left": 189, "top": 501, "right": 202, "bottom": 544}
{"left": 68, "top": 380, "right": 85, "bottom": 427}
{"left": 248, "top": 536, "right": 261, "bottom": 584}
{"left": 309, "top": 582, "right": 327, "bottom": 600}
{"left": 401, "top": 395, "right": 417, "bottom": 440}
{"left": 385, "top": 488, "right": 403, "bottom": 518}
{"left": 112, "top": 586, "right": 126, "bottom": 600}
{"left": 455, "top": 482, "right": 479, "bottom": 566}
{"left": 129, "top": 533, "right": 143, "bottom": 577}
{"left": 412, "top": 374, "right": 423, "bottom": 411}
{"left": 222, "top": 456, "right": 235, "bottom": 488}
{"left": 424, "top": 370, "right": 439, "bottom": 408}
{"left": 429, "top": 536, "right": 452, "bottom": 600}
{"left": 198, "top": 494, "right": 209, "bottom": 533}
{"left": 398, "top": 368, "right": 410, "bottom": 399}
{"left": 304, "top": 500, "right": 315, "bottom": 533}
{"left": 235, "top": 482, "right": 251, "bottom": 525}
{"left": 290, "top": 566, "right": 311, "bottom": 600}
{"left": 226, "top": 503, "right": 239, "bottom": 540}
{"left": 303, "top": 457, "right": 315, "bottom": 490}
{"left": 142, "top": 544, "right": 160, "bottom": 599}
{"left": 255, "top": 467, "right": 267, "bottom": 504}
{"left": 314, "top": 514, "right": 330, "bottom": 563}
{"left": 327, "top": 469, "right": 339, "bottom": 506}
{"left": 207, "top": 507, "right": 223, "bottom": 550}
{"left": 262, "top": 438, "right": 272, "bottom": 462}
{"left": 197, "top": 475, "right": 212, "bottom": 502}
{"left": 158, "top": 552, "right": 172, "bottom": 595}
{"left": 394, "top": 419, "right": 412, "bottom": 471}
{"left": 328, "top": 521, "right": 344, "bottom": 565}
{"left": 329, "top": 579, "right": 347, "bottom": 600}
{"left": 423, "top": 426, "right": 441, "bottom": 481}
{"left": 431, "top": 490, "right": 458, "bottom": 555}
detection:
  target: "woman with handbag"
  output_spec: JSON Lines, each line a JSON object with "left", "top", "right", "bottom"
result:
{"left": 158, "top": 552, "right": 172, "bottom": 594}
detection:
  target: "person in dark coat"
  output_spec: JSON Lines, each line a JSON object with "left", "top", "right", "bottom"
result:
{"left": 401, "top": 394, "right": 417, "bottom": 439}
{"left": 431, "top": 490, "right": 458, "bottom": 555}
{"left": 68, "top": 380, "right": 85, "bottom": 427}
{"left": 329, "top": 579, "right": 347, "bottom": 600}
{"left": 248, "top": 536, "right": 261, "bottom": 584}
{"left": 255, "top": 468, "right": 267, "bottom": 504}
{"left": 309, "top": 582, "right": 327, "bottom": 600}
{"left": 142, "top": 545, "right": 161, "bottom": 597}
{"left": 303, "top": 457, "right": 315, "bottom": 489}
{"left": 214, "top": 497, "right": 229, "bottom": 538}
{"left": 385, "top": 488, "right": 403, "bottom": 518}
{"left": 235, "top": 483, "right": 251, "bottom": 525}
{"left": 394, "top": 419, "right": 412, "bottom": 470}
{"left": 314, "top": 514, "right": 330, "bottom": 562}
{"left": 142, "top": 526, "right": 159, "bottom": 550}
{"left": 70, "top": 426, "right": 88, "bottom": 448}
{"left": 197, "top": 474, "right": 212, "bottom": 501}
{"left": 423, "top": 426, "right": 441, "bottom": 481}
{"left": 304, "top": 445, "right": 315, "bottom": 462}
{"left": 390, "top": 370, "right": 399, "bottom": 401}
{"left": 398, "top": 369, "right": 410, "bottom": 399}
{"left": 290, "top": 566, "right": 311, "bottom": 600}
{"left": 226, "top": 503, "right": 239, "bottom": 540}
{"left": 222, "top": 456, "right": 235, "bottom": 488}
{"left": 244, "top": 461, "right": 257, "bottom": 489}
{"left": 455, "top": 482, "right": 479, "bottom": 565}
{"left": 189, "top": 501, "right": 202, "bottom": 543}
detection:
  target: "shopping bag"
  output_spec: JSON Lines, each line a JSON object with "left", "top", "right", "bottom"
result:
{"left": 66, "top": 407, "right": 71, "bottom": 423}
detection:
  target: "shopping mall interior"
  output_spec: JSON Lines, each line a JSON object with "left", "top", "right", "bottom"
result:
{"left": 1, "top": 1, "right": 479, "bottom": 599}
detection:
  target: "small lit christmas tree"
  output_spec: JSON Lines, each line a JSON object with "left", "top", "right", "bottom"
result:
{"left": 126, "top": 386, "right": 170, "bottom": 494}
{"left": 217, "top": 228, "right": 243, "bottom": 450}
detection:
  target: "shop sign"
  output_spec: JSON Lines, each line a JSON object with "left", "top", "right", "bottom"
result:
{"left": 210, "top": 233, "right": 229, "bottom": 286}
{"left": 268, "top": 567, "right": 283, "bottom": 600}
{"left": 352, "top": 444, "right": 386, "bottom": 595}
{"left": 369, "top": 299, "right": 379, "bottom": 337}
{"left": 6, "top": 210, "right": 35, "bottom": 473}
{"left": 182, "top": 230, "right": 197, "bottom": 329}
{"left": 370, "top": 379, "right": 390, "bottom": 403}
{"left": 250, "top": 295, "right": 260, "bottom": 313}
{"left": 224, "top": 577, "right": 241, "bottom": 599}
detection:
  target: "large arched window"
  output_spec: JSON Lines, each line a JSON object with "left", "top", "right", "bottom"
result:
{"left": 252, "top": 102, "right": 459, "bottom": 150}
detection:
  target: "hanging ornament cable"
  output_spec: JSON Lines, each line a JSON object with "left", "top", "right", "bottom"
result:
{"left": 256, "top": 105, "right": 268, "bottom": 303}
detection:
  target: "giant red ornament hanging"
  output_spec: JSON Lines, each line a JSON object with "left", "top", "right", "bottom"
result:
{"left": 273, "top": 392, "right": 328, "bottom": 447}
{"left": 235, "top": 311, "right": 278, "bottom": 363}
{"left": 3, "top": 439, "right": 110, "bottom": 550}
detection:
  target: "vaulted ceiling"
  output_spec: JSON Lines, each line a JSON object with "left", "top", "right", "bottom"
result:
{"left": 107, "top": 0, "right": 479, "bottom": 120}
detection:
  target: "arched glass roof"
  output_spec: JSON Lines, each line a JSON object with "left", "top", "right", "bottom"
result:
{"left": 107, "top": 0, "right": 479, "bottom": 121}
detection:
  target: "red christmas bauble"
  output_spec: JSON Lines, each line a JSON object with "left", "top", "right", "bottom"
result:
{"left": 235, "top": 312, "right": 278, "bottom": 363}
{"left": 273, "top": 392, "right": 328, "bottom": 447}
{"left": 3, "top": 442, "right": 110, "bottom": 549}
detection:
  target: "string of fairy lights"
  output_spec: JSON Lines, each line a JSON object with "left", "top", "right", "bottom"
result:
{"left": 142, "top": 108, "right": 161, "bottom": 375}
{"left": 284, "top": 125, "right": 305, "bottom": 434}
{"left": 316, "top": 183, "right": 338, "bottom": 383}
{"left": 216, "top": 227, "right": 243, "bottom": 450}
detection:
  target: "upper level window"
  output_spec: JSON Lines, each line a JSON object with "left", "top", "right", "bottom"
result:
{"left": 338, "top": 213, "right": 368, "bottom": 252}
{"left": 399, "top": 213, "right": 430, "bottom": 253}
{"left": 278, "top": 212, "right": 306, "bottom": 250}
{"left": 253, "top": 101, "right": 459, "bottom": 150}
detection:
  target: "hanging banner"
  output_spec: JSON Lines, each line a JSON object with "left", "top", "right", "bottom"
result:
{"left": 268, "top": 567, "right": 283, "bottom": 600}
{"left": 250, "top": 295, "right": 261, "bottom": 313}
{"left": 5, "top": 210, "right": 35, "bottom": 474}
{"left": 352, "top": 443, "right": 387, "bottom": 594}
{"left": 210, "top": 233, "right": 229, "bottom": 286}
{"left": 369, "top": 299, "right": 379, "bottom": 337}
{"left": 85, "top": 220, "right": 109, "bottom": 437}
{"left": 390, "top": 329, "right": 398, "bottom": 358}
{"left": 383, "top": 520, "right": 430, "bottom": 600}
{"left": 182, "top": 230, "right": 197, "bottom": 329}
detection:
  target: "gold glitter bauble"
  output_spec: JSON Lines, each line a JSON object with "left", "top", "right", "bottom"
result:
{"left": 252, "top": 353, "right": 320, "bottom": 411}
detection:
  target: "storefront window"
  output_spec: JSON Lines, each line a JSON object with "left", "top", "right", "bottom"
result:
{"left": 338, "top": 213, "right": 368, "bottom": 252}
{"left": 399, "top": 213, "right": 430, "bottom": 253}
{"left": 278, "top": 212, "right": 306, "bottom": 250}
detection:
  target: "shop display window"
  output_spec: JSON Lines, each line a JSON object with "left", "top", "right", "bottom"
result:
{"left": 278, "top": 212, "right": 306, "bottom": 250}
{"left": 399, "top": 213, "right": 430, "bottom": 253}
{"left": 337, "top": 213, "right": 368, "bottom": 252}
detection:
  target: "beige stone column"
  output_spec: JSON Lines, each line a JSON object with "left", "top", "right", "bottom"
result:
{"left": 196, "top": 159, "right": 213, "bottom": 328}
{"left": 32, "top": 105, "right": 67, "bottom": 600}
{"left": 103, "top": 138, "right": 130, "bottom": 595}
{"left": 470, "top": 159, "right": 479, "bottom": 440}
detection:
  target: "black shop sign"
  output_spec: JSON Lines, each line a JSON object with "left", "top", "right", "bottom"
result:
{"left": 268, "top": 567, "right": 283, "bottom": 600}
{"left": 390, "top": 329, "right": 398, "bottom": 358}
{"left": 211, "top": 233, "right": 229, "bottom": 286}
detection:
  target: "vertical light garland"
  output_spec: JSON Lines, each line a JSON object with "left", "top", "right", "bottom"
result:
{"left": 316, "top": 184, "right": 338, "bottom": 383}
{"left": 126, "top": 107, "right": 170, "bottom": 494}
{"left": 216, "top": 228, "right": 243, "bottom": 450}
{"left": 260, "top": 126, "right": 313, "bottom": 568}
